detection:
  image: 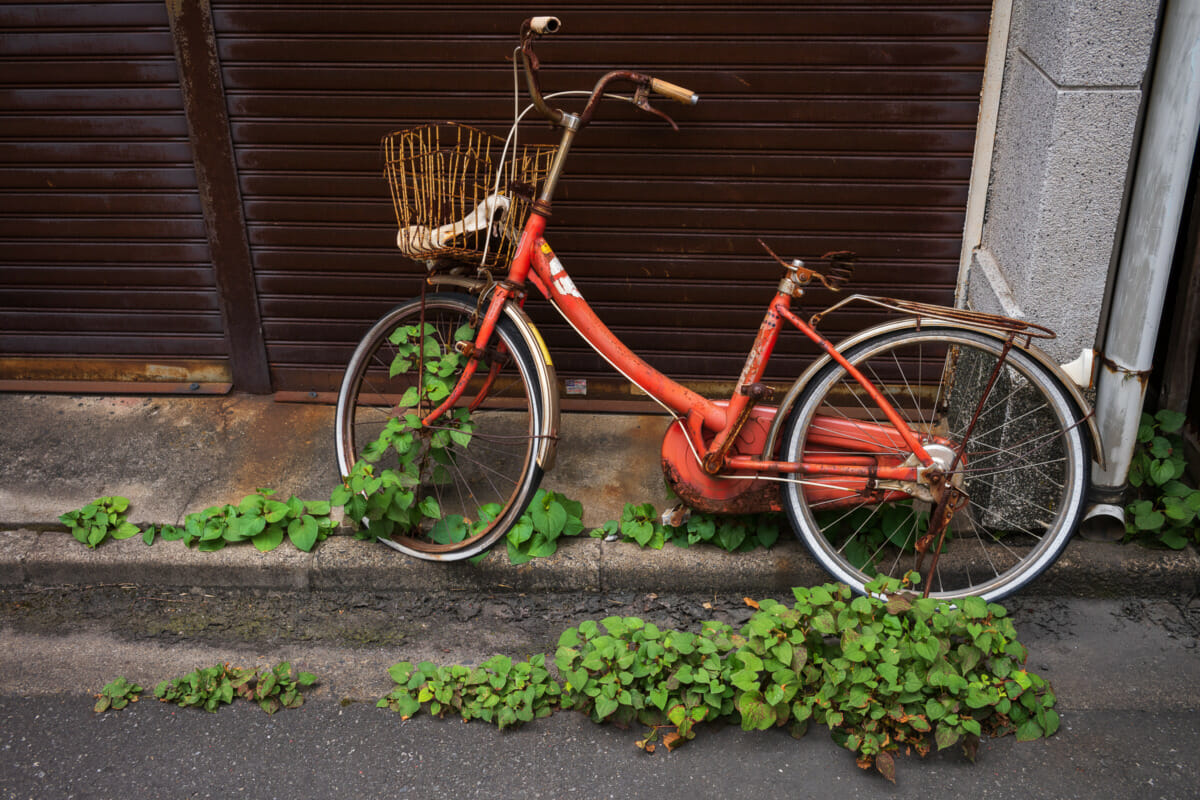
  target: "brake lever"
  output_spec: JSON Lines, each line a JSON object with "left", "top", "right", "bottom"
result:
{"left": 758, "top": 240, "right": 856, "bottom": 293}
{"left": 633, "top": 85, "right": 679, "bottom": 131}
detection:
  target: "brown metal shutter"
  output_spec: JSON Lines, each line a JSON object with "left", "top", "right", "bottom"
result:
{"left": 0, "top": 1, "right": 229, "bottom": 391}
{"left": 212, "top": 2, "right": 988, "bottom": 400}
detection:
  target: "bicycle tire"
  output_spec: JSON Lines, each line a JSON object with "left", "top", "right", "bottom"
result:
{"left": 335, "top": 292, "right": 546, "bottom": 560}
{"left": 779, "top": 327, "right": 1089, "bottom": 601}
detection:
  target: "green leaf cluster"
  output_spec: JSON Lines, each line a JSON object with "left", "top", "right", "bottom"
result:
{"left": 332, "top": 405, "right": 586, "bottom": 560}
{"left": 371, "top": 583, "right": 1055, "bottom": 779}
{"left": 556, "top": 616, "right": 737, "bottom": 741}
{"left": 59, "top": 495, "right": 140, "bottom": 548}
{"left": 556, "top": 581, "right": 1055, "bottom": 781}
{"left": 143, "top": 488, "right": 334, "bottom": 553}
{"left": 385, "top": 321, "right": 474, "bottom": 408}
{"left": 727, "top": 579, "right": 1057, "bottom": 781}
{"left": 333, "top": 411, "right": 477, "bottom": 545}
{"left": 1125, "top": 410, "right": 1200, "bottom": 549}
{"left": 378, "top": 654, "right": 561, "bottom": 729}
{"left": 591, "top": 502, "right": 780, "bottom": 553}
{"left": 506, "top": 489, "right": 585, "bottom": 563}
{"left": 153, "top": 662, "right": 316, "bottom": 714}
{"left": 94, "top": 676, "right": 143, "bottom": 712}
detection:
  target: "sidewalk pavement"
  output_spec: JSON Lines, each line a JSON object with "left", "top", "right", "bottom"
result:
{"left": 1, "top": 392, "right": 1197, "bottom": 599}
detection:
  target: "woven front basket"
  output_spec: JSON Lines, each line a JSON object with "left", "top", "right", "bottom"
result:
{"left": 382, "top": 123, "right": 557, "bottom": 270}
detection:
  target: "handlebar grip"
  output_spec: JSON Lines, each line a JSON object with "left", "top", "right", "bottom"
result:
{"left": 650, "top": 77, "right": 699, "bottom": 105}
{"left": 529, "top": 16, "right": 561, "bottom": 34}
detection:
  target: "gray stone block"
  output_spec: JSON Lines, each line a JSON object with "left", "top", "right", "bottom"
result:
{"left": 551, "top": 412, "right": 671, "bottom": 528}
{"left": 1014, "top": 0, "right": 1158, "bottom": 87}
{"left": 980, "top": 55, "right": 1142, "bottom": 361}
{"left": 1033, "top": 537, "right": 1200, "bottom": 597}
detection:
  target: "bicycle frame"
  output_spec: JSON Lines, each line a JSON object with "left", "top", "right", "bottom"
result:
{"left": 422, "top": 208, "right": 938, "bottom": 513}
{"left": 409, "top": 18, "right": 993, "bottom": 516}
{"left": 343, "top": 16, "right": 1101, "bottom": 597}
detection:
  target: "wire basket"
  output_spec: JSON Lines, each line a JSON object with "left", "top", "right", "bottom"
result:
{"left": 382, "top": 123, "right": 557, "bottom": 269}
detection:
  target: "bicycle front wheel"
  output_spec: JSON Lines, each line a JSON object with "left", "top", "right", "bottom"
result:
{"left": 780, "top": 327, "right": 1089, "bottom": 602}
{"left": 335, "top": 292, "right": 546, "bottom": 560}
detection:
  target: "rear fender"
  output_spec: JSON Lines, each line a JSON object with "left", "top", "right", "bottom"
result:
{"left": 761, "top": 318, "right": 1104, "bottom": 469}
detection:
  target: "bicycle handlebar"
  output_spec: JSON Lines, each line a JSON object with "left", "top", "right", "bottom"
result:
{"left": 649, "top": 77, "right": 700, "bottom": 106}
{"left": 519, "top": 16, "right": 699, "bottom": 128}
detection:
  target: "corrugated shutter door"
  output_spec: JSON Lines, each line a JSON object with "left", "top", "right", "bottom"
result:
{"left": 213, "top": 2, "right": 988, "bottom": 399}
{"left": 0, "top": 1, "right": 230, "bottom": 390}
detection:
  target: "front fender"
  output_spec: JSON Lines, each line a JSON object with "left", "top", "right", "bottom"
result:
{"left": 427, "top": 275, "right": 560, "bottom": 471}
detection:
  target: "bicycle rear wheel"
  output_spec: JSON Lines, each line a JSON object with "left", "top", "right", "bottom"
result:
{"left": 335, "top": 292, "right": 546, "bottom": 560}
{"left": 779, "top": 327, "right": 1089, "bottom": 601}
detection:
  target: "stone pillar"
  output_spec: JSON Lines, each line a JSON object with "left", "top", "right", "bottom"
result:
{"left": 969, "top": 0, "right": 1159, "bottom": 363}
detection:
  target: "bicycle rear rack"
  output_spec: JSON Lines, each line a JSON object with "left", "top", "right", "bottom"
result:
{"left": 808, "top": 294, "right": 1057, "bottom": 345}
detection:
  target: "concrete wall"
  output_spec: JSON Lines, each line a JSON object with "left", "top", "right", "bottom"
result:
{"left": 969, "top": 0, "right": 1160, "bottom": 363}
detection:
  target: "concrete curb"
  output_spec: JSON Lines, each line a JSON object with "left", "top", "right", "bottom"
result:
{"left": 2, "top": 393, "right": 1197, "bottom": 602}
{"left": 2, "top": 528, "right": 1197, "bottom": 600}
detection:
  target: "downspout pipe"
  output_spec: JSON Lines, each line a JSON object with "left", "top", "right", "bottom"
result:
{"left": 1092, "top": 2, "right": 1200, "bottom": 505}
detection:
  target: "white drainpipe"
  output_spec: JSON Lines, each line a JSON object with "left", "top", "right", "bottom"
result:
{"left": 1091, "top": 2, "right": 1200, "bottom": 512}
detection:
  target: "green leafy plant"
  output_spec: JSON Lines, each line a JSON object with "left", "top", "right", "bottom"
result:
{"left": 59, "top": 495, "right": 140, "bottom": 548}
{"left": 332, "top": 406, "right": 587, "bottom": 561}
{"left": 673, "top": 510, "right": 780, "bottom": 552}
{"left": 142, "top": 488, "right": 334, "bottom": 553}
{"left": 332, "top": 322, "right": 476, "bottom": 545}
{"left": 592, "top": 502, "right": 780, "bottom": 554}
{"left": 94, "top": 676, "right": 143, "bottom": 712}
{"left": 154, "top": 662, "right": 315, "bottom": 714}
{"left": 379, "top": 582, "right": 1057, "bottom": 781}
{"left": 506, "top": 489, "right": 585, "bottom": 563}
{"left": 726, "top": 578, "right": 1057, "bottom": 782}
{"left": 1126, "top": 410, "right": 1200, "bottom": 549}
{"left": 556, "top": 615, "right": 737, "bottom": 748}
{"left": 618, "top": 502, "right": 664, "bottom": 548}
{"left": 252, "top": 661, "right": 319, "bottom": 714}
{"left": 379, "top": 654, "right": 561, "bottom": 729}
{"left": 154, "top": 663, "right": 246, "bottom": 712}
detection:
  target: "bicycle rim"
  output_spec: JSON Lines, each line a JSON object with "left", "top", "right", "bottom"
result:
{"left": 335, "top": 293, "right": 544, "bottom": 560}
{"left": 780, "top": 328, "right": 1088, "bottom": 601}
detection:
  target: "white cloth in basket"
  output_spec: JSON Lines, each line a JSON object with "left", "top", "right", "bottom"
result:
{"left": 396, "top": 193, "right": 511, "bottom": 257}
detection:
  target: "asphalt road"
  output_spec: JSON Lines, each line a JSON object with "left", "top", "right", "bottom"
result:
{"left": 2, "top": 595, "right": 1198, "bottom": 799}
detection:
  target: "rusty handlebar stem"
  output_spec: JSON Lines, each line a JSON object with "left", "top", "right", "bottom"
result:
{"left": 518, "top": 41, "right": 565, "bottom": 125}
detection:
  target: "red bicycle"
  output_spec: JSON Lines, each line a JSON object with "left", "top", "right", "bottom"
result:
{"left": 335, "top": 17, "right": 1098, "bottom": 601}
